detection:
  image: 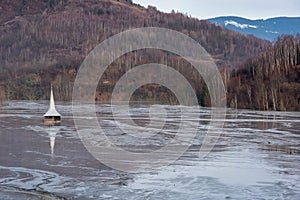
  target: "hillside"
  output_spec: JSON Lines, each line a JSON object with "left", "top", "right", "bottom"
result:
{"left": 227, "top": 35, "right": 300, "bottom": 111}
{"left": 209, "top": 16, "right": 300, "bottom": 42}
{"left": 2, "top": 1, "right": 299, "bottom": 111}
{"left": 0, "top": 0, "right": 270, "bottom": 102}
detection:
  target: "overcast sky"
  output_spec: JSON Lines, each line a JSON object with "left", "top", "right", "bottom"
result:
{"left": 133, "top": 0, "right": 300, "bottom": 19}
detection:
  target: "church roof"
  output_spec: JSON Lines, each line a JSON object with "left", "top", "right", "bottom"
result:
{"left": 44, "top": 86, "right": 61, "bottom": 117}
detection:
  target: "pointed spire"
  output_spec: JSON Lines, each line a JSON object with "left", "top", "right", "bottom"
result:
{"left": 44, "top": 85, "right": 61, "bottom": 117}
{"left": 49, "top": 84, "right": 55, "bottom": 113}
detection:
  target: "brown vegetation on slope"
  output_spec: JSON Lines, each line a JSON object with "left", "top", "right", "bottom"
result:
{"left": 3, "top": 0, "right": 298, "bottom": 111}
{"left": 228, "top": 35, "right": 300, "bottom": 111}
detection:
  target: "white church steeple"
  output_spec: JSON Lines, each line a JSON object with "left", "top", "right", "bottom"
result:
{"left": 44, "top": 85, "right": 61, "bottom": 124}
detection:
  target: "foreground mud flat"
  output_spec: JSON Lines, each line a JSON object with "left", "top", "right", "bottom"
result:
{"left": 0, "top": 101, "right": 299, "bottom": 199}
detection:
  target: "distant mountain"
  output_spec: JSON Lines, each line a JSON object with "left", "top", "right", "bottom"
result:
{"left": 208, "top": 16, "right": 300, "bottom": 41}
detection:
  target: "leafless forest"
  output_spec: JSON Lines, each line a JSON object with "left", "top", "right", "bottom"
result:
{"left": 0, "top": 0, "right": 299, "bottom": 110}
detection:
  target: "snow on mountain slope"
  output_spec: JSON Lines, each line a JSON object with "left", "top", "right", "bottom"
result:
{"left": 224, "top": 20, "right": 258, "bottom": 29}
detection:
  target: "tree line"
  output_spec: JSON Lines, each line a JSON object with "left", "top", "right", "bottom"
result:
{"left": 1, "top": 0, "right": 298, "bottom": 110}
{"left": 227, "top": 35, "right": 300, "bottom": 111}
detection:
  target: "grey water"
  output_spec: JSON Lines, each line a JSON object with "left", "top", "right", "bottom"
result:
{"left": 0, "top": 101, "right": 299, "bottom": 199}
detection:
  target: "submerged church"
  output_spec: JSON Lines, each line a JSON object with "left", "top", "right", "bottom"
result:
{"left": 44, "top": 85, "right": 61, "bottom": 125}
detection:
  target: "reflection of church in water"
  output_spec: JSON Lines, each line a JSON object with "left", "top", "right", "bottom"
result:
{"left": 46, "top": 127, "right": 58, "bottom": 157}
{"left": 44, "top": 85, "right": 62, "bottom": 157}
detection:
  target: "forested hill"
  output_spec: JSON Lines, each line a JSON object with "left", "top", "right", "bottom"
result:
{"left": 227, "top": 35, "right": 300, "bottom": 111}
{"left": 0, "top": 0, "right": 299, "bottom": 111}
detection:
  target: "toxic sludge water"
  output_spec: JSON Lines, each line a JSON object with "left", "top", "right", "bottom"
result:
{"left": 0, "top": 101, "right": 299, "bottom": 199}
